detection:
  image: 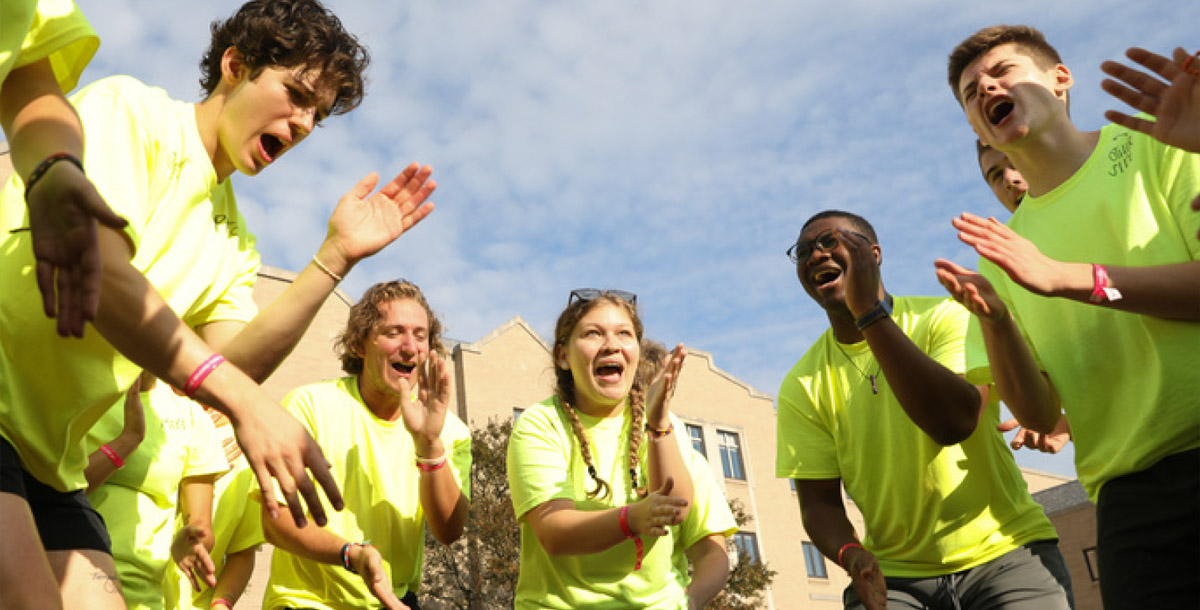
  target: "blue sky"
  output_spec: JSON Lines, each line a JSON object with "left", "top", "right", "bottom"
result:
{"left": 76, "top": 0, "right": 1198, "bottom": 477}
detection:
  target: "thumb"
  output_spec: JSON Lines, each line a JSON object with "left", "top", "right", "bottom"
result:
{"left": 82, "top": 196, "right": 129, "bottom": 229}
{"left": 996, "top": 419, "right": 1020, "bottom": 433}
{"left": 351, "top": 172, "right": 381, "bottom": 200}
{"left": 656, "top": 476, "right": 674, "bottom": 497}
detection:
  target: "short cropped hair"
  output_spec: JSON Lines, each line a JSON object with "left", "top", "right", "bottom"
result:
{"left": 947, "top": 25, "right": 1063, "bottom": 103}
{"left": 199, "top": 0, "right": 369, "bottom": 116}
{"left": 800, "top": 210, "right": 879, "bottom": 244}
{"left": 336, "top": 280, "right": 444, "bottom": 375}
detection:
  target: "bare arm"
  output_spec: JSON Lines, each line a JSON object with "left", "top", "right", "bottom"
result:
{"left": 935, "top": 259, "right": 1063, "bottom": 433}
{"left": 685, "top": 534, "right": 730, "bottom": 609}
{"left": 92, "top": 227, "right": 342, "bottom": 527}
{"left": 523, "top": 484, "right": 688, "bottom": 556}
{"left": 173, "top": 476, "right": 218, "bottom": 592}
{"left": 84, "top": 383, "right": 146, "bottom": 494}
{"left": 795, "top": 479, "right": 886, "bottom": 610}
{"left": 645, "top": 345, "right": 693, "bottom": 518}
{"left": 208, "top": 547, "right": 259, "bottom": 609}
{"left": 839, "top": 230, "right": 984, "bottom": 445}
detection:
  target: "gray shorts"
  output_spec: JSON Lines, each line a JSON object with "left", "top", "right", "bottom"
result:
{"left": 844, "top": 540, "right": 1074, "bottom": 610}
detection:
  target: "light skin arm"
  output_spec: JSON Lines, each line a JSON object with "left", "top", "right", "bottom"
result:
{"left": 172, "top": 476, "right": 218, "bottom": 592}
{"left": 644, "top": 344, "right": 693, "bottom": 519}
{"left": 795, "top": 479, "right": 886, "bottom": 610}
{"left": 92, "top": 227, "right": 343, "bottom": 527}
{"left": 84, "top": 381, "right": 146, "bottom": 494}
{"left": 523, "top": 478, "right": 688, "bottom": 556}
{"left": 197, "top": 165, "right": 437, "bottom": 380}
{"left": 262, "top": 505, "right": 408, "bottom": 610}
{"left": 951, "top": 213, "right": 1200, "bottom": 321}
{"left": 839, "top": 230, "right": 985, "bottom": 445}
{"left": 685, "top": 534, "right": 730, "bottom": 610}
{"left": 0, "top": 58, "right": 128, "bottom": 337}
{"left": 998, "top": 415, "right": 1071, "bottom": 453}
{"left": 398, "top": 357, "right": 470, "bottom": 545}
{"left": 935, "top": 258, "right": 1063, "bottom": 433}
{"left": 208, "top": 546, "right": 258, "bottom": 609}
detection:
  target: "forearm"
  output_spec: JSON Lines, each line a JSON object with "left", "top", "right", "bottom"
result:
{"left": 180, "top": 479, "right": 217, "bottom": 551}
{"left": 646, "top": 431, "right": 693, "bottom": 519}
{"left": 1048, "top": 260, "right": 1200, "bottom": 321}
{"left": 214, "top": 251, "right": 344, "bottom": 381}
{"left": 860, "top": 319, "right": 983, "bottom": 445}
{"left": 418, "top": 450, "right": 469, "bottom": 545}
{"left": 0, "top": 59, "right": 83, "bottom": 179}
{"left": 261, "top": 503, "right": 349, "bottom": 565}
{"left": 686, "top": 535, "right": 730, "bottom": 607}
{"left": 211, "top": 549, "right": 257, "bottom": 606}
{"left": 83, "top": 432, "right": 141, "bottom": 494}
{"left": 525, "top": 501, "right": 629, "bottom": 556}
{"left": 796, "top": 481, "right": 860, "bottom": 564}
{"left": 979, "top": 315, "right": 1061, "bottom": 433}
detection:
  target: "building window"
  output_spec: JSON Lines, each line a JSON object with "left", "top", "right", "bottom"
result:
{"left": 512, "top": 407, "right": 524, "bottom": 420}
{"left": 790, "top": 478, "right": 797, "bottom": 492}
{"left": 802, "top": 541, "right": 828, "bottom": 578}
{"left": 1083, "top": 547, "right": 1100, "bottom": 582}
{"left": 718, "top": 430, "right": 746, "bottom": 480}
{"left": 733, "top": 532, "right": 761, "bottom": 564}
{"left": 686, "top": 423, "right": 706, "bottom": 457}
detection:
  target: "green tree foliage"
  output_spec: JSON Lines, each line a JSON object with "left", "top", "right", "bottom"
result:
{"left": 704, "top": 499, "right": 777, "bottom": 610}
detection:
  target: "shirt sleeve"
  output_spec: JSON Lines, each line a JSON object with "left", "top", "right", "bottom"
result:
{"left": 182, "top": 402, "right": 231, "bottom": 479}
{"left": 507, "top": 405, "right": 576, "bottom": 518}
{"left": 775, "top": 363, "right": 840, "bottom": 480}
{"left": 13, "top": 0, "right": 98, "bottom": 92}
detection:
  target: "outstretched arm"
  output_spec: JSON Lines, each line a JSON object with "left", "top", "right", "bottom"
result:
{"left": 794, "top": 479, "right": 886, "bottom": 610}
{"left": 1101, "top": 47, "right": 1200, "bottom": 154}
{"left": 93, "top": 227, "right": 342, "bottom": 528}
{"left": 0, "top": 58, "right": 128, "bottom": 337}
{"left": 838, "top": 230, "right": 984, "bottom": 445}
{"left": 952, "top": 213, "right": 1200, "bottom": 321}
{"left": 935, "top": 258, "right": 1063, "bottom": 433}
{"left": 199, "top": 165, "right": 437, "bottom": 380}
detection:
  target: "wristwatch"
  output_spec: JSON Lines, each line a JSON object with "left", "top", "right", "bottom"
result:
{"left": 854, "top": 298, "right": 893, "bottom": 331}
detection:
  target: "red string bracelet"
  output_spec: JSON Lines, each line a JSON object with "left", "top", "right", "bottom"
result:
{"left": 838, "top": 541, "right": 864, "bottom": 570}
{"left": 184, "top": 354, "right": 226, "bottom": 398}
{"left": 1182, "top": 50, "right": 1200, "bottom": 77}
{"left": 99, "top": 444, "right": 124, "bottom": 469}
{"left": 618, "top": 505, "right": 643, "bottom": 570}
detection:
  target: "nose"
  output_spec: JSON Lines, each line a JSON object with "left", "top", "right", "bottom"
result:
{"left": 976, "top": 73, "right": 1000, "bottom": 99}
{"left": 1002, "top": 168, "right": 1025, "bottom": 191}
{"left": 291, "top": 106, "right": 316, "bottom": 139}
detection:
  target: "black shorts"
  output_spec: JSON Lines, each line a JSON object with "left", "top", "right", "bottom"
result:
{"left": 0, "top": 435, "right": 110, "bottom": 553}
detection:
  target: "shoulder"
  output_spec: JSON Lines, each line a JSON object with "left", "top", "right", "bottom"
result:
{"left": 510, "top": 398, "right": 568, "bottom": 445}
{"left": 778, "top": 332, "right": 831, "bottom": 395}
{"left": 282, "top": 377, "right": 359, "bottom": 410}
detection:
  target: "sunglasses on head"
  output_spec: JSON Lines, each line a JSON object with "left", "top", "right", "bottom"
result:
{"left": 568, "top": 288, "right": 638, "bottom": 306}
{"left": 786, "top": 229, "right": 871, "bottom": 265}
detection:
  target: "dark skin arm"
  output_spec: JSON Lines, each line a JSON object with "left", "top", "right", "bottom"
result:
{"left": 838, "top": 230, "right": 986, "bottom": 445}
{"left": 795, "top": 479, "right": 886, "bottom": 610}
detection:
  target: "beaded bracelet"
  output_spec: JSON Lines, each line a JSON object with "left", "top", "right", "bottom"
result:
{"left": 645, "top": 423, "right": 674, "bottom": 440}
{"left": 23, "top": 153, "right": 84, "bottom": 201}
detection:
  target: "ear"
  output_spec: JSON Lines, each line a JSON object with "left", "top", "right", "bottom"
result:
{"left": 872, "top": 244, "right": 883, "bottom": 267}
{"left": 553, "top": 345, "right": 568, "bottom": 370}
{"left": 220, "top": 46, "right": 248, "bottom": 87}
{"left": 1051, "top": 63, "right": 1073, "bottom": 102}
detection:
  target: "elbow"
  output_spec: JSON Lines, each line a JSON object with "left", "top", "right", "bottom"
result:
{"left": 930, "top": 419, "right": 977, "bottom": 446}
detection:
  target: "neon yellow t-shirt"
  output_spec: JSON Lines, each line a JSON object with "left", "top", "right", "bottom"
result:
{"left": 164, "top": 452, "right": 264, "bottom": 610}
{"left": 776, "top": 296, "right": 1057, "bottom": 578}
{"left": 671, "top": 448, "right": 737, "bottom": 588}
{"left": 264, "top": 377, "right": 472, "bottom": 610}
{"left": 86, "top": 384, "right": 229, "bottom": 610}
{"left": 967, "top": 124, "right": 1200, "bottom": 501}
{"left": 0, "top": 75, "right": 261, "bottom": 492}
{"left": 0, "top": 0, "right": 96, "bottom": 92}
{"left": 508, "top": 396, "right": 691, "bottom": 609}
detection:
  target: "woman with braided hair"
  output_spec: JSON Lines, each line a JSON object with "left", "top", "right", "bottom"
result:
{"left": 507, "top": 289, "right": 694, "bottom": 609}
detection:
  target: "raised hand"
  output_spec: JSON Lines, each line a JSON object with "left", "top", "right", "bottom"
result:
{"left": 843, "top": 545, "right": 888, "bottom": 610}
{"left": 997, "top": 416, "right": 1072, "bottom": 454}
{"left": 836, "top": 228, "right": 882, "bottom": 317}
{"left": 951, "top": 213, "right": 1075, "bottom": 297}
{"left": 934, "top": 259, "right": 1008, "bottom": 323}
{"left": 628, "top": 477, "right": 689, "bottom": 537}
{"left": 349, "top": 544, "right": 411, "bottom": 610}
{"left": 230, "top": 400, "right": 343, "bottom": 528}
{"left": 25, "top": 160, "right": 128, "bottom": 337}
{"left": 398, "top": 355, "right": 451, "bottom": 457}
{"left": 171, "top": 524, "right": 217, "bottom": 592}
{"left": 1101, "top": 47, "right": 1200, "bottom": 154}
{"left": 645, "top": 344, "right": 686, "bottom": 430}
{"left": 322, "top": 163, "right": 437, "bottom": 271}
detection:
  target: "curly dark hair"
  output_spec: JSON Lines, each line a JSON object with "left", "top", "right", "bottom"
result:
{"left": 199, "top": 0, "right": 369, "bottom": 116}
{"left": 337, "top": 280, "right": 445, "bottom": 375}
{"left": 947, "top": 25, "right": 1063, "bottom": 105}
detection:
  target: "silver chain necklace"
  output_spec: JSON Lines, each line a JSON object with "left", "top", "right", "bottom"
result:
{"left": 834, "top": 342, "right": 880, "bottom": 395}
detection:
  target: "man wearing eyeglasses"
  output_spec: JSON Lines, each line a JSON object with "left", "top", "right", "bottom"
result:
{"left": 775, "top": 210, "right": 1072, "bottom": 610}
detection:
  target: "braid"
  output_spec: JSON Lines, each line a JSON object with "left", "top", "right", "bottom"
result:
{"left": 627, "top": 379, "right": 648, "bottom": 498}
{"left": 559, "top": 396, "right": 611, "bottom": 500}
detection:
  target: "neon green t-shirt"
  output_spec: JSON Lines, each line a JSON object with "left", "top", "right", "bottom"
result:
{"left": 671, "top": 448, "right": 737, "bottom": 589}
{"left": 264, "top": 377, "right": 472, "bottom": 610}
{"left": 508, "top": 396, "right": 691, "bottom": 610}
{"left": 164, "top": 450, "right": 264, "bottom": 610}
{"left": 967, "top": 124, "right": 1200, "bottom": 501}
{"left": 86, "top": 384, "right": 229, "bottom": 610}
{"left": 776, "top": 296, "right": 1057, "bottom": 578}
{"left": 0, "top": 0, "right": 96, "bottom": 92}
{"left": 0, "top": 75, "right": 261, "bottom": 492}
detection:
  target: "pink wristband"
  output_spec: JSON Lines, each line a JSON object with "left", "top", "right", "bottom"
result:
{"left": 99, "top": 444, "right": 124, "bottom": 469}
{"left": 184, "top": 354, "right": 226, "bottom": 398}
{"left": 618, "top": 505, "right": 643, "bottom": 570}
{"left": 1088, "top": 264, "right": 1122, "bottom": 304}
{"left": 838, "top": 541, "right": 864, "bottom": 570}
{"left": 210, "top": 598, "right": 233, "bottom": 609}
